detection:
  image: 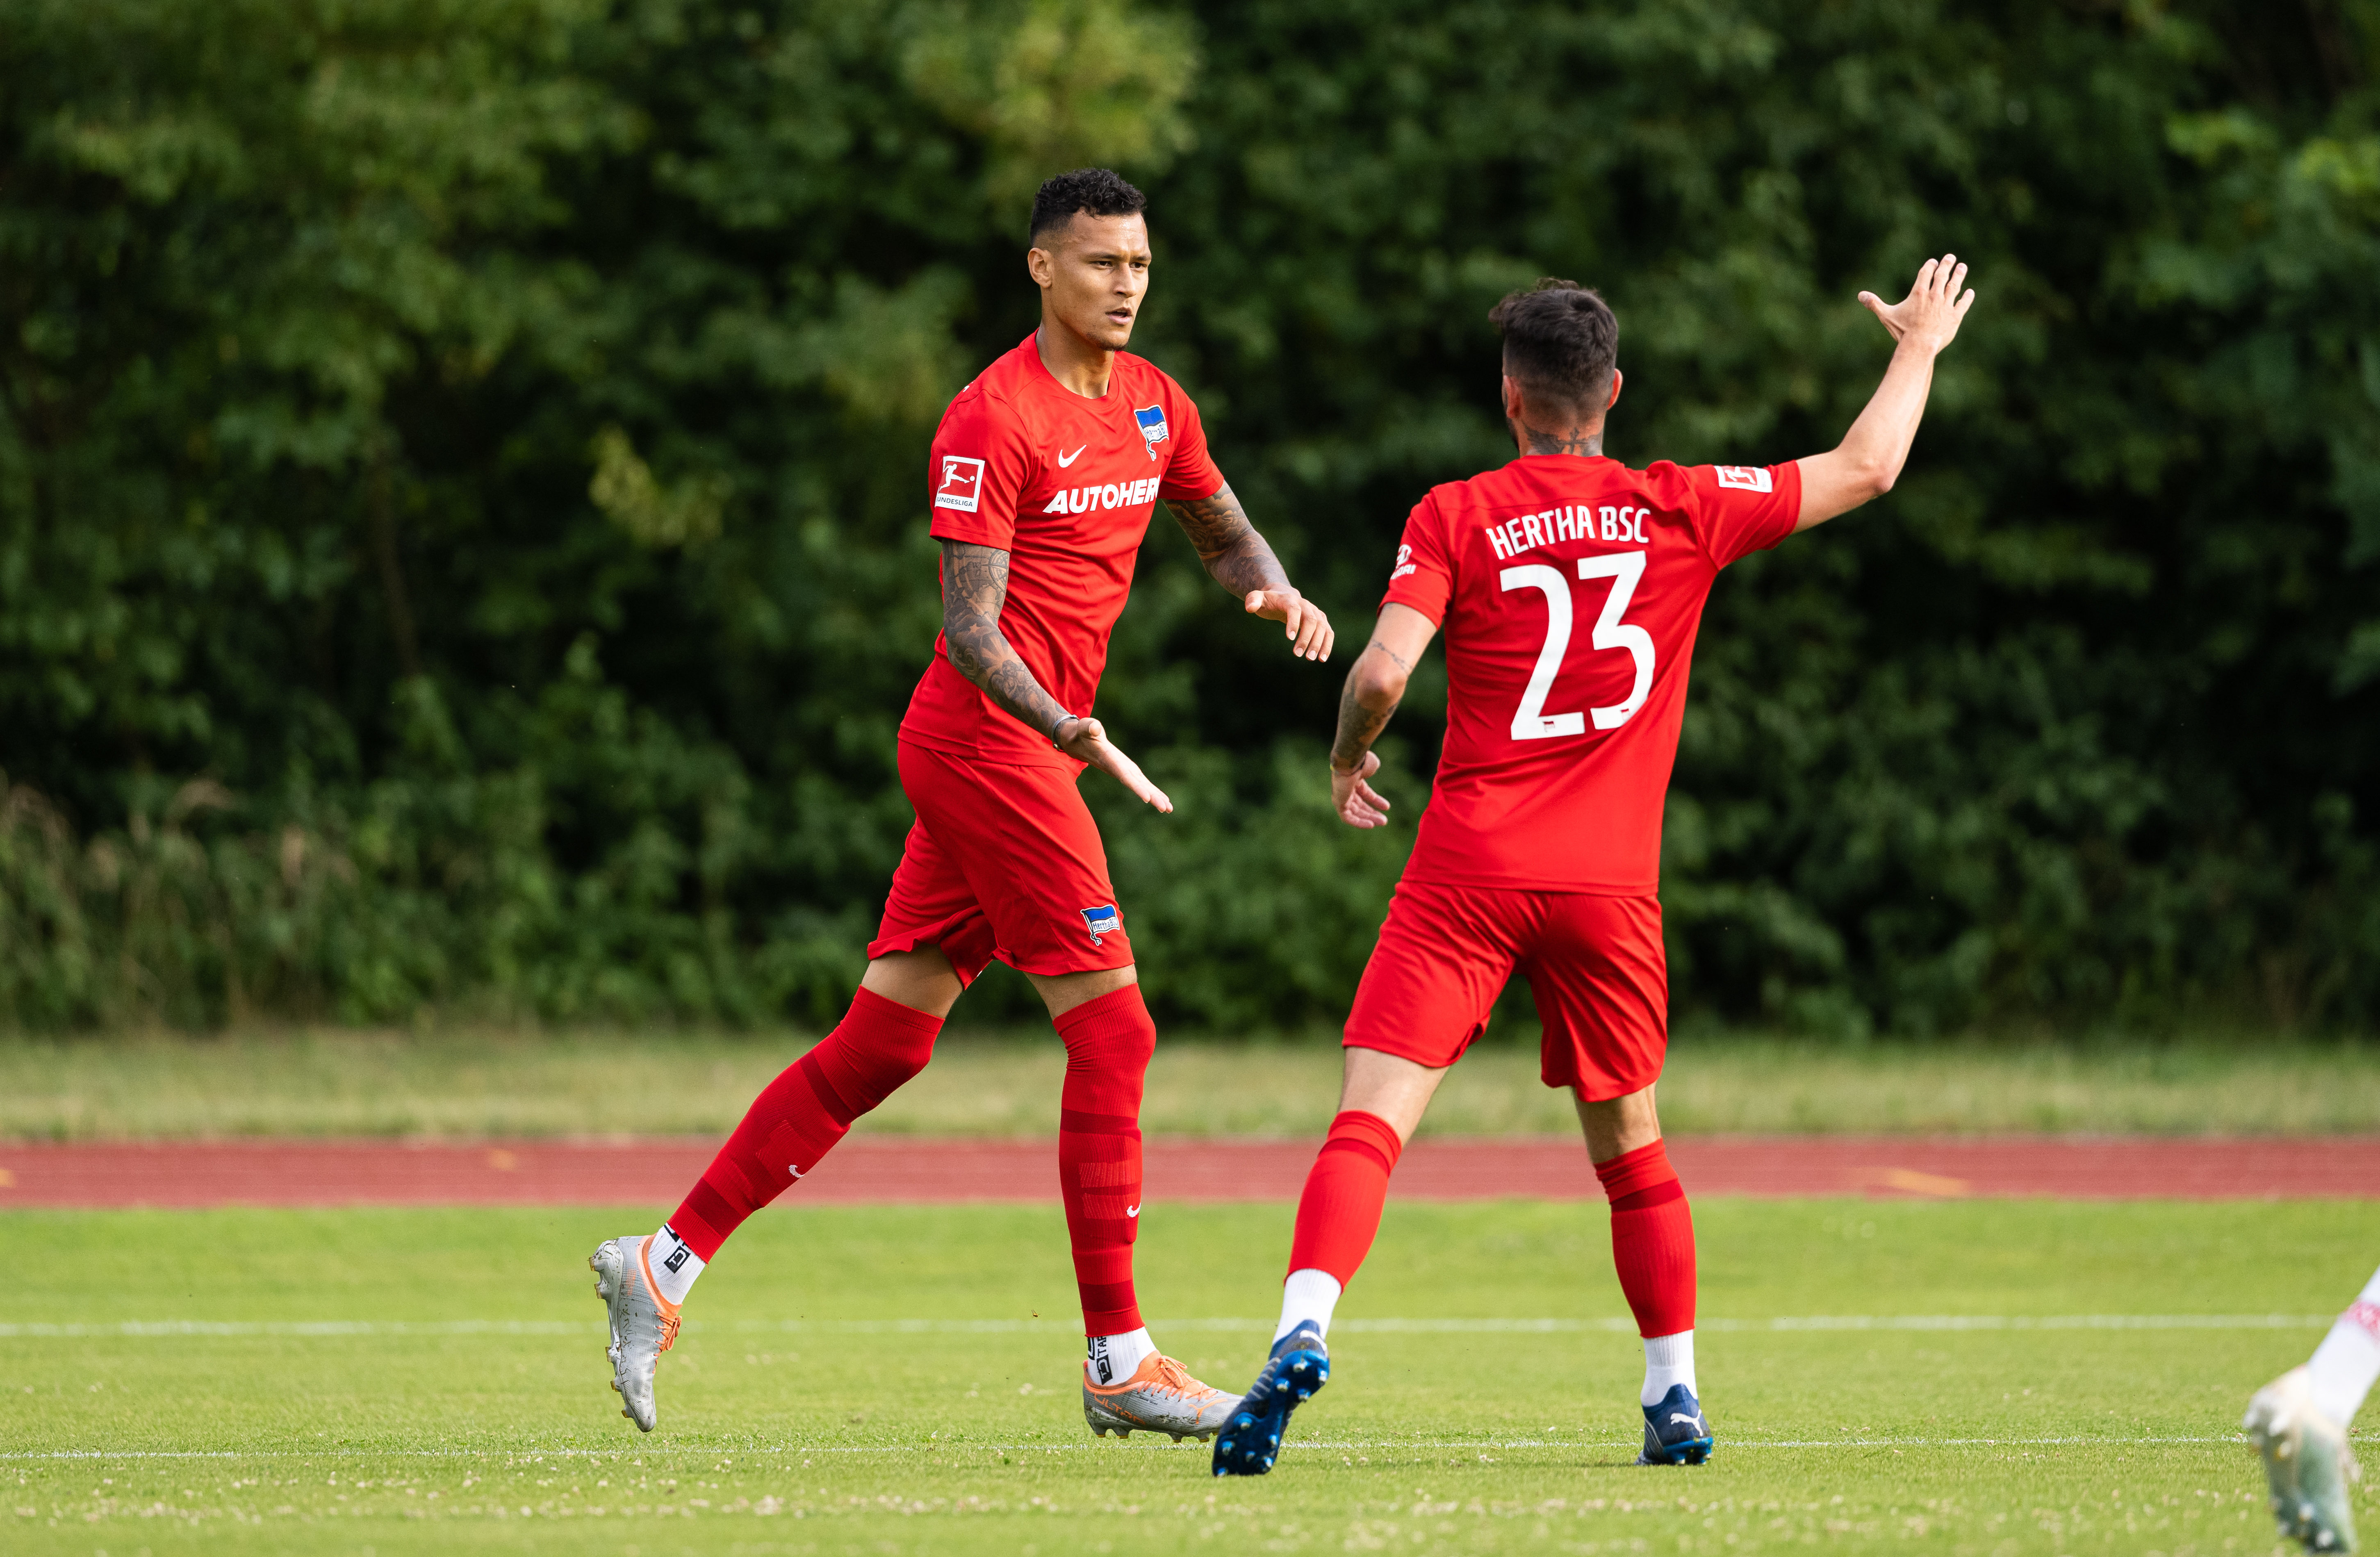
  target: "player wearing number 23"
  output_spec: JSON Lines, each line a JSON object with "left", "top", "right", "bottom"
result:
{"left": 1212, "top": 259, "right": 1976, "bottom": 1478}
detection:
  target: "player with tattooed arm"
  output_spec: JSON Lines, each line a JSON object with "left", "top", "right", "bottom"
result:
{"left": 590, "top": 168, "right": 1335, "bottom": 1440}
{"left": 1212, "top": 258, "right": 1976, "bottom": 1475}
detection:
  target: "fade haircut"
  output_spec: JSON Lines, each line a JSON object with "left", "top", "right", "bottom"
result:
{"left": 1489, "top": 279, "right": 1619, "bottom": 422}
{"left": 1029, "top": 168, "right": 1148, "bottom": 245}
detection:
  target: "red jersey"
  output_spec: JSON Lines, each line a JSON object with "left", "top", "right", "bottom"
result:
{"left": 1382, "top": 454, "right": 1802, "bottom": 892}
{"left": 901, "top": 335, "right": 1225, "bottom": 768}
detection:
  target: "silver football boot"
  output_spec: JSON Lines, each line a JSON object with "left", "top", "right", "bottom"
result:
{"left": 1082, "top": 1352, "right": 1239, "bottom": 1442}
{"left": 589, "top": 1236, "right": 682, "bottom": 1432}
{"left": 2246, "top": 1367, "right": 2362, "bottom": 1553}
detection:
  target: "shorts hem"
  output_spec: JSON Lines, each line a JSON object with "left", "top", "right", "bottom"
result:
{"left": 1398, "top": 872, "right": 1660, "bottom": 898}
{"left": 1543, "top": 1059, "right": 1665, "bottom": 1100}
{"left": 999, "top": 946, "right": 1136, "bottom": 979}
{"left": 1340, "top": 1030, "right": 1475, "bottom": 1072}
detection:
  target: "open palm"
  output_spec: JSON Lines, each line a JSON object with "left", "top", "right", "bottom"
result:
{"left": 1859, "top": 254, "right": 1974, "bottom": 355}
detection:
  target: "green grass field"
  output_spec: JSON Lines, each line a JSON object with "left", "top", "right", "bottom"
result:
{"left": 7, "top": 1028, "right": 2378, "bottom": 1138}
{"left": 12, "top": 1197, "right": 2374, "bottom": 1553}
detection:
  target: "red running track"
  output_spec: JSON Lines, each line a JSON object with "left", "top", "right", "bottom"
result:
{"left": 0, "top": 1134, "right": 2374, "bottom": 1209}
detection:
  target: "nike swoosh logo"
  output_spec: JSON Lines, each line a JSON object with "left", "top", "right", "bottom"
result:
{"left": 1125, "top": 1204, "right": 1140, "bottom": 1218}
{"left": 788, "top": 1164, "right": 806, "bottom": 1180}
{"left": 1057, "top": 445, "right": 1086, "bottom": 467}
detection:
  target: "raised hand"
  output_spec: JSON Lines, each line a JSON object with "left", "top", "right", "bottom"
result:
{"left": 1057, "top": 715, "right": 1173, "bottom": 813}
{"left": 1244, "top": 587, "right": 1335, "bottom": 662}
{"left": 1859, "top": 254, "right": 1975, "bottom": 355}
{"left": 1331, "top": 749, "right": 1392, "bottom": 829}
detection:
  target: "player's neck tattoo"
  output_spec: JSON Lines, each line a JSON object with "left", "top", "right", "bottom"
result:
{"left": 1519, "top": 421, "right": 1601, "bottom": 458}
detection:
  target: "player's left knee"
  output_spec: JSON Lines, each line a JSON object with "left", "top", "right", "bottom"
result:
{"left": 1055, "top": 981, "right": 1157, "bottom": 1074}
{"left": 816, "top": 1022, "right": 937, "bottom": 1116}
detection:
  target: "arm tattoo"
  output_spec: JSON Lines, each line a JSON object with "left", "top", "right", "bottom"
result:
{"left": 941, "top": 539, "right": 1070, "bottom": 738}
{"left": 1330, "top": 641, "right": 1407, "bottom": 772}
{"left": 1165, "top": 483, "right": 1293, "bottom": 597}
{"left": 1519, "top": 423, "right": 1602, "bottom": 457}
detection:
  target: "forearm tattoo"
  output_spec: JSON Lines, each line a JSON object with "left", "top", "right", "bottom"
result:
{"left": 1166, "top": 483, "right": 1292, "bottom": 597}
{"left": 942, "top": 539, "right": 1070, "bottom": 738}
{"left": 1330, "top": 639, "right": 1410, "bottom": 771}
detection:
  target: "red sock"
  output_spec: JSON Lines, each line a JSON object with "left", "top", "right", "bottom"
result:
{"left": 1595, "top": 1139, "right": 1696, "bottom": 1336}
{"left": 1286, "top": 1110, "right": 1404, "bottom": 1285}
{"left": 667, "top": 987, "right": 941, "bottom": 1259}
{"left": 1054, "top": 986, "right": 1157, "bottom": 1336}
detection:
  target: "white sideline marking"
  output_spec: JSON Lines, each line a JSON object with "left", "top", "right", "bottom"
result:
{"left": 0, "top": 1434, "right": 2298, "bottom": 1463}
{"left": 0, "top": 1313, "right": 2334, "bottom": 1340}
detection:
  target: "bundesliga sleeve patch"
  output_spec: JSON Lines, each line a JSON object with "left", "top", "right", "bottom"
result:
{"left": 934, "top": 455, "right": 986, "bottom": 512}
{"left": 1714, "top": 465, "right": 1773, "bottom": 493}
{"left": 1080, "top": 904, "right": 1121, "bottom": 945}
{"left": 1132, "top": 405, "right": 1168, "bottom": 461}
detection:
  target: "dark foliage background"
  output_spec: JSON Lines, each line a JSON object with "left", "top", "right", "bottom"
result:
{"left": 2, "top": 0, "right": 2375, "bottom": 1034}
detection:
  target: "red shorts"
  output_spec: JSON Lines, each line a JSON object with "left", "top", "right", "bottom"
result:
{"left": 1342, "top": 876, "right": 1666, "bottom": 1099}
{"left": 867, "top": 740, "right": 1134, "bottom": 982}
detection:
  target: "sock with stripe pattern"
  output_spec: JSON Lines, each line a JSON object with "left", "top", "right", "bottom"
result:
{"left": 1595, "top": 1138, "right": 1698, "bottom": 1353}
{"left": 665, "top": 986, "right": 942, "bottom": 1261}
{"left": 1285, "top": 1109, "right": 1405, "bottom": 1291}
{"left": 1055, "top": 985, "right": 1157, "bottom": 1338}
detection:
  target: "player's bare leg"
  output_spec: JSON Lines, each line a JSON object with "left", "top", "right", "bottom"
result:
{"left": 2248, "top": 1265, "right": 2378, "bottom": 1552}
{"left": 1034, "top": 964, "right": 1237, "bottom": 1441}
{"left": 860, "top": 947, "right": 968, "bottom": 1017}
{"left": 589, "top": 948, "right": 957, "bottom": 1430}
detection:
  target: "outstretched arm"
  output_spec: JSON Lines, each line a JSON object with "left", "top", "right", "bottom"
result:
{"left": 1166, "top": 483, "right": 1336, "bottom": 661}
{"left": 941, "top": 538, "right": 1173, "bottom": 812}
{"left": 1327, "top": 603, "right": 1439, "bottom": 829}
{"left": 1795, "top": 253, "right": 1976, "bottom": 533}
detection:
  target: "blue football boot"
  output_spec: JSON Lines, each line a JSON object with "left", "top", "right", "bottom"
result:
{"left": 1637, "top": 1383, "right": 1713, "bottom": 1465}
{"left": 1211, "top": 1323, "right": 1330, "bottom": 1476}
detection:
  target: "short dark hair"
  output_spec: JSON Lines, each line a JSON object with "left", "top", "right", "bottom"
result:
{"left": 1489, "top": 279, "right": 1618, "bottom": 421}
{"left": 1029, "top": 168, "right": 1147, "bottom": 245}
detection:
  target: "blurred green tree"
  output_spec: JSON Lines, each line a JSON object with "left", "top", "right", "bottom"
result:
{"left": 0, "top": 0, "right": 2372, "bottom": 1034}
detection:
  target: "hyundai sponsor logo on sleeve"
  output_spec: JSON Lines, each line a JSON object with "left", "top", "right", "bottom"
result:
{"left": 1132, "top": 405, "right": 1168, "bottom": 460}
{"left": 934, "top": 455, "right": 986, "bottom": 511}
{"left": 1080, "top": 904, "right": 1121, "bottom": 945}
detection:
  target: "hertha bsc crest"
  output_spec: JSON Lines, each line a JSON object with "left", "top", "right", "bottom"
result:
{"left": 1080, "top": 904, "right": 1121, "bottom": 945}
{"left": 1132, "top": 405, "right": 1168, "bottom": 461}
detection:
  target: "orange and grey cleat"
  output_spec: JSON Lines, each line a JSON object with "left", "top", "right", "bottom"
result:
{"left": 1083, "top": 1353, "right": 1239, "bottom": 1443}
{"left": 588, "top": 1236, "right": 682, "bottom": 1432}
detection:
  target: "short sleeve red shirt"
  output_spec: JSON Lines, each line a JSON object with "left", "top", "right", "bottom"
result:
{"left": 1384, "top": 454, "right": 1801, "bottom": 892}
{"left": 900, "top": 335, "right": 1224, "bottom": 767}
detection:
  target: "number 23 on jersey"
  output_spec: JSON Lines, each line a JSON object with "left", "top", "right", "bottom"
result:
{"left": 1500, "top": 553, "right": 1653, "bottom": 741}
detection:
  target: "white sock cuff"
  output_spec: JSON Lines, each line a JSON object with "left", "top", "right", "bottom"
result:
{"left": 2307, "top": 1306, "right": 2380, "bottom": 1426}
{"left": 1644, "top": 1330, "right": 1694, "bottom": 1368}
{"left": 1640, "top": 1329, "right": 1697, "bottom": 1407}
{"left": 647, "top": 1224, "right": 704, "bottom": 1306}
{"left": 1087, "top": 1326, "right": 1155, "bottom": 1385}
{"left": 1275, "top": 1268, "right": 1344, "bottom": 1342}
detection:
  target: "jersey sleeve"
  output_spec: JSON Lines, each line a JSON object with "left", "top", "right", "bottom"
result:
{"left": 1678, "top": 461, "right": 1802, "bottom": 568}
{"left": 1379, "top": 490, "right": 1455, "bottom": 624}
{"left": 1155, "top": 382, "right": 1225, "bottom": 502}
{"left": 926, "top": 387, "right": 1034, "bottom": 550}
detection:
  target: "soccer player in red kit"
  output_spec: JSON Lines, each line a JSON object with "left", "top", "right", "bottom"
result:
{"left": 1212, "top": 256, "right": 1975, "bottom": 1476}
{"left": 589, "top": 168, "right": 1335, "bottom": 1438}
